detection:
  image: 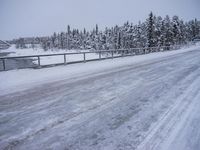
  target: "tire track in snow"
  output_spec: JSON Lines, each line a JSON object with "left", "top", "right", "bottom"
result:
{"left": 136, "top": 76, "right": 200, "bottom": 150}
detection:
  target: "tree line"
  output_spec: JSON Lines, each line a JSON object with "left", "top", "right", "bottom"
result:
{"left": 14, "top": 12, "right": 200, "bottom": 50}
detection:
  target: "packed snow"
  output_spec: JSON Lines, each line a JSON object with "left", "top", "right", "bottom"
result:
{"left": 0, "top": 45, "right": 200, "bottom": 150}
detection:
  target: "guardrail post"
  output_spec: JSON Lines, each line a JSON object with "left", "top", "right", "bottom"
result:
{"left": 38, "top": 56, "right": 41, "bottom": 67}
{"left": 83, "top": 53, "right": 86, "bottom": 62}
{"left": 131, "top": 49, "right": 134, "bottom": 55}
{"left": 111, "top": 51, "right": 114, "bottom": 59}
{"left": 2, "top": 59, "right": 6, "bottom": 71}
{"left": 99, "top": 51, "right": 101, "bottom": 59}
{"left": 64, "top": 54, "right": 66, "bottom": 64}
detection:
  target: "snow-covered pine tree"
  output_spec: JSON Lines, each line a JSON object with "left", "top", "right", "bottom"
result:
{"left": 172, "top": 16, "right": 180, "bottom": 45}
{"left": 163, "top": 15, "right": 173, "bottom": 47}
{"left": 95, "top": 24, "right": 99, "bottom": 35}
{"left": 154, "top": 16, "right": 163, "bottom": 46}
{"left": 147, "top": 12, "right": 155, "bottom": 48}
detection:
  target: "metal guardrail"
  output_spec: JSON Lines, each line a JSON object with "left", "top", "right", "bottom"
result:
{"left": 0, "top": 45, "right": 183, "bottom": 71}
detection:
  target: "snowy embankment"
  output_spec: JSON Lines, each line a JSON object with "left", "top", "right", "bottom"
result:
{"left": 1, "top": 45, "right": 100, "bottom": 65}
{"left": 0, "top": 44, "right": 199, "bottom": 96}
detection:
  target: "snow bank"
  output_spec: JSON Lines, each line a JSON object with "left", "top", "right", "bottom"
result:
{"left": 0, "top": 45, "right": 200, "bottom": 95}
{"left": 1, "top": 45, "right": 91, "bottom": 56}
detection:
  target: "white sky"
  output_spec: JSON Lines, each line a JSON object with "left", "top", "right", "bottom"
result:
{"left": 0, "top": 0, "right": 200, "bottom": 40}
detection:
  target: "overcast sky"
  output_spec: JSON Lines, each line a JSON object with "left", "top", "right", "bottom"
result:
{"left": 0, "top": 0, "right": 200, "bottom": 40}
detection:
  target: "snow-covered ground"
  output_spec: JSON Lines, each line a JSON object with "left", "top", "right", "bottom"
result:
{"left": 1, "top": 45, "right": 91, "bottom": 56}
{"left": 1, "top": 46, "right": 104, "bottom": 65}
{"left": 1, "top": 44, "right": 200, "bottom": 150}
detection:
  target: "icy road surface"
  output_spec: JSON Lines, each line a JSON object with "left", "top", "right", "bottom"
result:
{"left": 1, "top": 47, "right": 200, "bottom": 150}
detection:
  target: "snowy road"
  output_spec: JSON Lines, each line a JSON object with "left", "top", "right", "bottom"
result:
{"left": 1, "top": 47, "right": 200, "bottom": 150}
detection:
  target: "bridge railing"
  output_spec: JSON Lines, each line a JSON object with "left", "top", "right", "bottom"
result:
{"left": 0, "top": 45, "right": 186, "bottom": 71}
